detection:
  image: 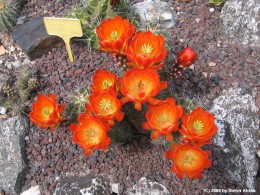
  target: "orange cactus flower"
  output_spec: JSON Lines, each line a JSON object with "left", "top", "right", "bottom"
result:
{"left": 70, "top": 114, "right": 111, "bottom": 156}
{"left": 96, "top": 16, "right": 135, "bottom": 55}
{"left": 91, "top": 70, "right": 117, "bottom": 94}
{"left": 87, "top": 92, "right": 124, "bottom": 126}
{"left": 126, "top": 31, "right": 167, "bottom": 69}
{"left": 142, "top": 98, "right": 184, "bottom": 141}
{"left": 166, "top": 143, "right": 211, "bottom": 179}
{"left": 29, "top": 94, "right": 65, "bottom": 131}
{"left": 118, "top": 68, "right": 167, "bottom": 111}
{"left": 180, "top": 107, "right": 217, "bottom": 144}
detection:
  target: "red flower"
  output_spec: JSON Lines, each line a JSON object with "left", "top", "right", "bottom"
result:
{"left": 176, "top": 47, "right": 197, "bottom": 68}
{"left": 96, "top": 16, "right": 135, "bottom": 55}
{"left": 126, "top": 31, "right": 167, "bottom": 69}
{"left": 166, "top": 143, "right": 211, "bottom": 179}
{"left": 70, "top": 114, "right": 111, "bottom": 156}
{"left": 29, "top": 94, "right": 65, "bottom": 131}
{"left": 87, "top": 91, "right": 124, "bottom": 126}
{"left": 91, "top": 70, "right": 117, "bottom": 94}
{"left": 119, "top": 68, "right": 167, "bottom": 111}
{"left": 142, "top": 98, "right": 184, "bottom": 141}
{"left": 180, "top": 107, "right": 217, "bottom": 144}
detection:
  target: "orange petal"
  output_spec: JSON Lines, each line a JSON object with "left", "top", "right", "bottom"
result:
{"left": 166, "top": 150, "right": 175, "bottom": 159}
{"left": 134, "top": 102, "right": 142, "bottom": 111}
{"left": 150, "top": 131, "right": 159, "bottom": 140}
{"left": 142, "top": 122, "right": 150, "bottom": 130}
{"left": 166, "top": 133, "right": 173, "bottom": 141}
{"left": 115, "top": 111, "right": 124, "bottom": 122}
{"left": 84, "top": 149, "right": 92, "bottom": 156}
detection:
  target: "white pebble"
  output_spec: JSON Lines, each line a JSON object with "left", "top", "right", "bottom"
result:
{"left": 10, "top": 46, "right": 15, "bottom": 52}
{"left": 180, "top": 39, "right": 184, "bottom": 42}
{"left": 209, "top": 62, "right": 216, "bottom": 67}
{"left": 195, "top": 18, "right": 200, "bottom": 23}
{"left": 209, "top": 7, "right": 215, "bottom": 12}
{"left": 0, "top": 107, "right": 7, "bottom": 115}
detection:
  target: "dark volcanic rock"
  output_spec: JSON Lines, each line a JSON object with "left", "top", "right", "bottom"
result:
{"left": 210, "top": 88, "right": 259, "bottom": 189}
{"left": 0, "top": 116, "right": 29, "bottom": 194}
{"left": 12, "top": 17, "right": 63, "bottom": 60}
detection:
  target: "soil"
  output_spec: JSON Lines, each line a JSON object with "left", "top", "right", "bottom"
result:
{"left": 0, "top": 0, "right": 259, "bottom": 194}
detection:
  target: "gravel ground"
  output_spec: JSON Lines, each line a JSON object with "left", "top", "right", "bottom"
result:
{"left": 0, "top": 0, "right": 259, "bottom": 194}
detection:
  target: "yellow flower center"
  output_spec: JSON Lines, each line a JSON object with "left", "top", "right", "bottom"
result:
{"left": 141, "top": 44, "right": 153, "bottom": 55}
{"left": 193, "top": 120, "right": 204, "bottom": 133}
{"left": 42, "top": 107, "right": 50, "bottom": 116}
{"left": 110, "top": 31, "right": 119, "bottom": 40}
{"left": 86, "top": 128, "right": 95, "bottom": 137}
{"left": 99, "top": 99, "right": 112, "bottom": 110}
{"left": 102, "top": 80, "right": 112, "bottom": 88}
{"left": 137, "top": 80, "right": 144, "bottom": 91}
{"left": 178, "top": 151, "right": 199, "bottom": 166}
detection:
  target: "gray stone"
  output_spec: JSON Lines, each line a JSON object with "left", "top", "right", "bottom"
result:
{"left": 210, "top": 88, "right": 259, "bottom": 189}
{"left": 130, "top": 0, "right": 177, "bottom": 29}
{"left": 54, "top": 174, "right": 112, "bottom": 195}
{"left": 220, "top": 0, "right": 260, "bottom": 46}
{"left": 127, "top": 177, "right": 170, "bottom": 195}
{"left": 0, "top": 116, "right": 29, "bottom": 194}
{"left": 12, "top": 17, "right": 63, "bottom": 60}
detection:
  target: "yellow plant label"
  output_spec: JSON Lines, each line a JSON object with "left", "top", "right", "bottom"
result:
{"left": 43, "top": 17, "right": 83, "bottom": 62}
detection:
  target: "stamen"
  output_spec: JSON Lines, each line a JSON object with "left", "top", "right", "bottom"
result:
{"left": 99, "top": 99, "right": 112, "bottom": 110}
{"left": 141, "top": 44, "right": 153, "bottom": 55}
{"left": 110, "top": 31, "right": 119, "bottom": 40}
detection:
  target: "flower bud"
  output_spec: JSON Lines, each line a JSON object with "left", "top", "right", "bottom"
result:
{"left": 176, "top": 47, "right": 197, "bottom": 67}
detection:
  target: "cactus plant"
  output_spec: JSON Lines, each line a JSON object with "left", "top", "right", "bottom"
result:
{"left": 16, "top": 65, "right": 39, "bottom": 101}
{"left": 67, "top": 0, "right": 137, "bottom": 49}
{"left": 0, "top": 0, "right": 24, "bottom": 32}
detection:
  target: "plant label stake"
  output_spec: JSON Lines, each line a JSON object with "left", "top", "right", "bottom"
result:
{"left": 43, "top": 17, "right": 83, "bottom": 62}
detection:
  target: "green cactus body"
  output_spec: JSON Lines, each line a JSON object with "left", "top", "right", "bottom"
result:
{"left": 0, "top": 0, "right": 24, "bottom": 32}
{"left": 208, "top": 0, "right": 225, "bottom": 6}
{"left": 108, "top": 118, "right": 133, "bottom": 144}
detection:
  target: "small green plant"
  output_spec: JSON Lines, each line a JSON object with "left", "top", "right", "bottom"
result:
{"left": 0, "top": 0, "right": 24, "bottom": 32}
{"left": 208, "top": 0, "right": 225, "bottom": 6}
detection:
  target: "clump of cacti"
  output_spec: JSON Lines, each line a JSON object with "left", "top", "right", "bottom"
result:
{"left": 0, "top": 0, "right": 24, "bottom": 32}
{"left": 67, "top": 0, "right": 138, "bottom": 49}
{"left": 0, "top": 64, "right": 39, "bottom": 115}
